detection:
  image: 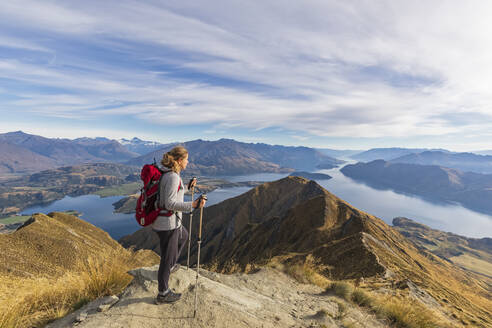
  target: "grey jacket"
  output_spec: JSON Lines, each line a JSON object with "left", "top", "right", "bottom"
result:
{"left": 152, "top": 171, "right": 193, "bottom": 231}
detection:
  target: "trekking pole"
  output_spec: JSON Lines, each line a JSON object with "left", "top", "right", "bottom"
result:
{"left": 186, "top": 177, "right": 196, "bottom": 270}
{"left": 193, "top": 194, "right": 206, "bottom": 318}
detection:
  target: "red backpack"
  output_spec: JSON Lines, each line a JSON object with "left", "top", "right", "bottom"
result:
{"left": 135, "top": 164, "right": 181, "bottom": 226}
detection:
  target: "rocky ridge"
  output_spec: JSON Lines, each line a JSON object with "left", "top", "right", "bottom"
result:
{"left": 46, "top": 265, "right": 387, "bottom": 328}
{"left": 121, "top": 176, "right": 492, "bottom": 326}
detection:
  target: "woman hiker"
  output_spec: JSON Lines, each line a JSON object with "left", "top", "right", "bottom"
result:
{"left": 153, "top": 146, "right": 206, "bottom": 304}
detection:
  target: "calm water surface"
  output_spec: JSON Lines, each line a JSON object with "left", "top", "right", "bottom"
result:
{"left": 21, "top": 195, "right": 140, "bottom": 240}
{"left": 21, "top": 166, "right": 492, "bottom": 239}
{"left": 315, "top": 166, "right": 492, "bottom": 238}
{"left": 214, "top": 166, "right": 492, "bottom": 238}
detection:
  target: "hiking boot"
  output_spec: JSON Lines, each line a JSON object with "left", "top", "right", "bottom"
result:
{"left": 170, "top": 263, "right": 180, "bottom": 273}
{"left": 155, "top": 290, "right": 181, "bottom": 304}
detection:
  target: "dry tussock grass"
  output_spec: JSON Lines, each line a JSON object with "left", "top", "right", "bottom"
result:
{"left": 283, "top": 261, "right": 331, "bottom": 289}
{"left": 372, "top": 295, "right": 444, "bottom": 328}
{"left": 277, "top": 255, "right": 331, "bottom": 289}
{"left": 322, "top": 279, "right": 449, "bottom": 328}
{"left": 329, "top": 281, "right": 354, "bottom": 301}
{"left": 0, "top": 247, "right": 151, "bottom": 328}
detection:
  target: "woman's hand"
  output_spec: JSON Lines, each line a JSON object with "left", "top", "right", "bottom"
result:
{"left": 188, "top": 177, "right": 197, "bottom": 190}
{"left": 192, "top": 195, "right": 207, "bottom": 209}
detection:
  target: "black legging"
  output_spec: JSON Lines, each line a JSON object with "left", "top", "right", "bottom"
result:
{"left": 155, "top": 226, "right": 189, "bottom": 293}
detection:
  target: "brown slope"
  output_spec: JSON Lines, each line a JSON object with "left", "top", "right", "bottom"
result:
{"left": 201, "top": 179, "right": 492, "bottom": 327}
{"left": 393, "top": 217, "right": 492, "bottom": 278}
{"left": 0, "top": 212, "right": 158, "bottom": 277}
{"left": 204, "top": 180, "right": 426, "bottom": 280}
{"left": 120, "top": 176, "right": 492, "bottom": 326}
{"left": 120, "top": 176, "right": 326, "bottom": 255}
{"left": 194, "top": 177, "right": 327, "bottom": 262}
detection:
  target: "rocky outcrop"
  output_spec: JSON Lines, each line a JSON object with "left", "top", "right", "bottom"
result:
{"left": 46, "top": 265, "right": 386, "bottom": 328}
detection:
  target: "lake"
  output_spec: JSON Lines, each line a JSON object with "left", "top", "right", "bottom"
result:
{"left": 21, "top": 166, "right": 492, "bottom": 239}
{"left": 215, "top": 167, "right": 492, "bottom": 238}
{"left": 21, "top": 195, "right": 141, "bottom": 240}
{"left": 314, "top": 166, "right": 492, "bottom": 238}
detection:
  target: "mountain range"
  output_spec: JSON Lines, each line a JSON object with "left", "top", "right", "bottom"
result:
{"left": 126, "top": 138, "right": 344, "bottom": 175}
{"left": 118, "top": 137, "right": 170, "bottom": 155}
{"left": 348, "top": 147, "right": 492, "bottom": 175}
{"left": 350, "top": 147, "right": 450, "bottom": 162}
{"left": 0, "top": 132, "right": 345, "bottom": 176}
{"left": 120, "top": 176, "right": 492, "bottom": 326}
{"left": 315, "top": 148, "right": 362, "bottom": 159}
{"left": 0, "top": 131, "right": 139, "bottom": 174}
{"left": 340, "top": 160, "right": 492, "bottom": 215}
{"left": 390, "top": 150, "right": 492, "bottom": 174}
{"left": 475, "top": 150, "right": 492, "bottom": 156}
{"left": 0, "top": 140, "right": 57, "bottom": 174}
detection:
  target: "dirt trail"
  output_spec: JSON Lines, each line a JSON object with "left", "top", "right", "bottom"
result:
{"left": 47, "top": 265, "right": 387, "bottom": 328}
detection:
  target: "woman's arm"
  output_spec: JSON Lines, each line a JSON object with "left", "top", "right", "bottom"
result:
{"left": 161, "top": 174, "right": 193, "bottom": 213}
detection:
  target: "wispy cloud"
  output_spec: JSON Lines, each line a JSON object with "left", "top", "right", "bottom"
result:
{"left": 0, "top": 1, "right": 491, "bottom": 149}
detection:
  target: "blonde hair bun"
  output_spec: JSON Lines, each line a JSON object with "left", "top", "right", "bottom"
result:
{"left": 161, "top": 146, "right": 188, "bottom": 173}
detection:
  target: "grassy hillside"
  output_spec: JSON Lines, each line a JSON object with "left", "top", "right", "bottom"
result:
{"left": 92, "top": 182, "right": 142, "bottom": 197}
{"left": 122, "top": 177, "right": 492, "bottom": 327}
{"left": 0, "top": 212, "right": 158, "bottom": 327}
{"left": 393, "top": 217, "right": 492, "bottom": 278}
{"left": 0, "top": 215, "right": 30, "bottom": 225}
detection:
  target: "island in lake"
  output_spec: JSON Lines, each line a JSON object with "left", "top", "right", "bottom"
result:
{"left": 288, "top": 171, "right": 332, "bottom": 180}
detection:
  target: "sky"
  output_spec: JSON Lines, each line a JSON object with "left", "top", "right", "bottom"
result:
{"left": 0, "top": 1, "right": 491, "bottom": 151}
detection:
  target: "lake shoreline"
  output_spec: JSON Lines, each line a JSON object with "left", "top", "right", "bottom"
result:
{"left": 10, "top": 167, "right": 492, "bottom": 239}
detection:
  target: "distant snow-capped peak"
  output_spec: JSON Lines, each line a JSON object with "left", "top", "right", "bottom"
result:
{"left": 118, "top": 138, "right": 162, "bottom": 146}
